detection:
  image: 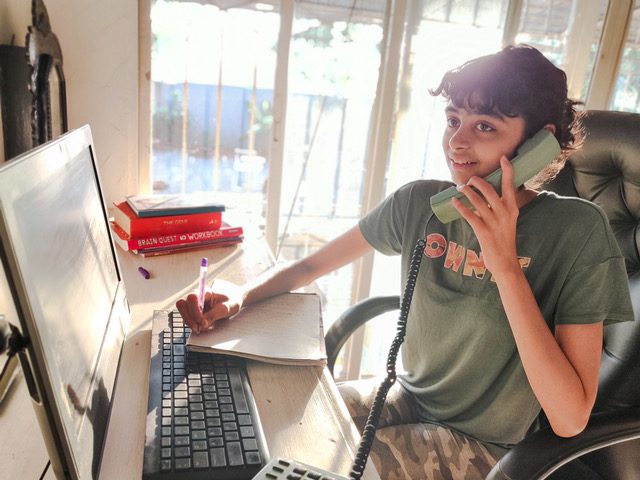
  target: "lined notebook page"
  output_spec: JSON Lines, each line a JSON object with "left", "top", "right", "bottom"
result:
{"left": 186, "top": 292, "right": 326, "bottom": 366}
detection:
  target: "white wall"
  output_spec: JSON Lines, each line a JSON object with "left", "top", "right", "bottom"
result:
{"left": 1, "top": 0, "right": 139, "bottom": 205}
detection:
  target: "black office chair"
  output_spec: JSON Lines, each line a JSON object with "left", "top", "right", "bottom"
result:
{"left": 325, "top": 110, "right": 640, "bottom": 479}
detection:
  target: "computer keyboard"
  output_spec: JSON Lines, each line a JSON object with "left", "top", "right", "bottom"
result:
{"left": 143, "top": 310, "right": 269, "bottom": 479}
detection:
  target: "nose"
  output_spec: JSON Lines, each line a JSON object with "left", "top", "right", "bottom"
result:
{"left": 448, "top": 125, "right": 470, "bottom": 150}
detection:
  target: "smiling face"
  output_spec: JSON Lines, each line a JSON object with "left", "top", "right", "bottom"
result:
{"left": 442, "top": 103, "right": 527, "bottom": 186}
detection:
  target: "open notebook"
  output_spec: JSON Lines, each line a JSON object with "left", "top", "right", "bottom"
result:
{"left": 186, "top": 292, "right": 326, "bottom": 366}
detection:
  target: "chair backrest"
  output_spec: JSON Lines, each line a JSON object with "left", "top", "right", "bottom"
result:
{"left": 544, "top": 109, "right": 640, "bottom": 411}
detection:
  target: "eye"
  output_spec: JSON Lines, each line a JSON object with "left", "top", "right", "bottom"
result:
{"left": 446, "top": 116, "right": 460, "bottom": 128}
{"left": 476, "top": 122, "right": 495, "bottom": 132}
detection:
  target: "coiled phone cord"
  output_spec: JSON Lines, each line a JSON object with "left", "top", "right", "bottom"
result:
{"left": 349, "top": 239, "right": 426, "bottom": 480}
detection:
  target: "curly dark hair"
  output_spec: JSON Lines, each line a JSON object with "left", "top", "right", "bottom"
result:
{"left": 430, "top": 44, "right": 584, "bottom": 187}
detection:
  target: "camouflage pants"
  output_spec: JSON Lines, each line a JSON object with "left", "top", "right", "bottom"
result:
{"left": 338, "top": 378, "right": 500, "bottom": 480}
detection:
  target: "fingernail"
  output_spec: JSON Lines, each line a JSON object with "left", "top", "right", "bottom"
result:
{"left": 456, "top": 185, "right": 465, "bottom": 191}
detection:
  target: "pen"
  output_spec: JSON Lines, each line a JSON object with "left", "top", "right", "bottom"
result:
{"left": 197, "top": 257, "right": 208, "bottom": 313}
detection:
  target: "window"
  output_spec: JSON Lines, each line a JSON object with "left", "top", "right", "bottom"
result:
{"left": 150, "top": 1, "right": 279, "bottom": 228}
{"left": 276, "top": 2, "right": 385, "bottom": 334}
{"left": 514, "top": 0, "right": 609, "bottom": 102}
{"left": 146, "top": 0, "right": 618, "bottom": 381}
{"left": 610, "top": 3, "right": 640, "bottom": 112}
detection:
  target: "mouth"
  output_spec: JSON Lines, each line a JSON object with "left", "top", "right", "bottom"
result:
{"left": 449, "top": 156, "right": 477, "bottom": 170}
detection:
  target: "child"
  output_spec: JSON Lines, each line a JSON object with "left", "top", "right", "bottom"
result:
{"left": 176, "top": 45, "right": 633, "bottom": 479}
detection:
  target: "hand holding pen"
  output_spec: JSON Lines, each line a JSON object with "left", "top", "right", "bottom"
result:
{"left": 175, "top": 260, "right": 243, "bottom": 335}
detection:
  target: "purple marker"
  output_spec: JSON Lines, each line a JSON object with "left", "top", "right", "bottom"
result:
{"left": 197, "top": 258, "right": 208, "bottom": 311}
{"left": 138, "top": 266, "right": 150, "bottom": 279}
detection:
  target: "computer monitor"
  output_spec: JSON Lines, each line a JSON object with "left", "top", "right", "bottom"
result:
{"left": 0, "top": 125, "right": 130, "bottom": 479}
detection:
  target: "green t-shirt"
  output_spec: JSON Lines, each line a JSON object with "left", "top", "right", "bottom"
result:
{"left": 359, "top": 180, "right": 634, "bottom": 449}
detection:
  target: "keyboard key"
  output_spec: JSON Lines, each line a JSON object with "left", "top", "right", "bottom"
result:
{"left": 191, "top": 420, "right": 206, "bottom": 430}
{"left": 175, "top": 457, "right": 191, "bottom": 470}
{"left": 190, "top": 411, "right": 205, "bottom": 421}
{"left": 246, "top": 451, "right": 262, "bottom": 465}
{"left": 174, "top": 436, "right": 189, "bottom": 446}
{"left": 210, "top": 437, "right": 224, "bottom": 447}
{"left": 193, "top": 450, "right": 210, "bottom": 469}
{"left": 238, "top": 414, "right": 252, "bottom": 426}
{"left": 226, "top": 442, "right": 244, "bottom": 466}
{"left": 173, "top": 345, "right": 184, "bottom": 355}
{"left": 229, "top": 367, "right": 250, "bottom": 413}
{"left": 243, "top": 438, "right": 258, "bottom": 450}
{"left": 174, "top": 416, "right": 189, "bottom": 426}
{"left": 192, "top": 440, "right": 208, "bottom": 451}
{"left": 223, "top": 421, "right": 238, "bottom": 431}
{"left": 174, "top": 446, "right": 190, "bottom": 458}
{"left": 210, "top": 447, "right": 227, "bottom": 467}
{"left": 221, "top": 413, "right": 236, "bottom": 422}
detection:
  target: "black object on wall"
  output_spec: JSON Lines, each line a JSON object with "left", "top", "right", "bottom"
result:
{"left": 0, "top": 45, "right": 33, "bottom": 161}
{"left": 26, "top": 0, "right": 68, "bottom": 147}
{"left": 0, "top": 0, "right": 67, "bottom": 163}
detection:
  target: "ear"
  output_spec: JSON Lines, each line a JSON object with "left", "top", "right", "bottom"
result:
{"left": 542, "top": 123, "right": 556, "bottom": 135}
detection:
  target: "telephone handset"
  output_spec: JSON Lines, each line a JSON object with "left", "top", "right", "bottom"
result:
{"left": 430, "top": 128, "right": 561, "bottom": 224}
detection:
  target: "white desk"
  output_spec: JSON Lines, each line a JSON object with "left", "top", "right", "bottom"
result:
{"left": 1, "top": 239, "right": 379, "bottom": 479}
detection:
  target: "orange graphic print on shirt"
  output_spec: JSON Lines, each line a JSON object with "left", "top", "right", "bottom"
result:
{"left": 424, "top": 233, "right": 531, "bottom": 280}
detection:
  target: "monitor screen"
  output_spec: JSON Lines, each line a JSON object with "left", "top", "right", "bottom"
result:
{"left": 0, "top": 126, "right": 129, "bottom": 479}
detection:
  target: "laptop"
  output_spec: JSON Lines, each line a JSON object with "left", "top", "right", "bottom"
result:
{"left": 0, "top": 126, "right": 267, "bottom": 479}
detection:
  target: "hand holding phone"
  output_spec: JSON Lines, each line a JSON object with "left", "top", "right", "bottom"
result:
{"left": 430, "top": 129, "right": 561, "bottom": 223}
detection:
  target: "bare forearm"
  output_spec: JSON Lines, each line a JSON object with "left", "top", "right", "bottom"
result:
{"left": 495, "top": 267, "right": 600, "bottom": 437}
{"left": 240, "top": 260, "right": 316, "bottom": 306}
{"left": 241, "top": 225, "right": 372, "bottom": 308}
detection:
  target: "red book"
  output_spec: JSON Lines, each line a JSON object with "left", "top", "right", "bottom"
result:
{"left": 137, "top": 239, "right": 243, "bottom": 257}
{"left": 113, "top": 201, "right": 222, "bottom": 237}
{"left": 110, "top": 222, "right": 243, "bottom": 252}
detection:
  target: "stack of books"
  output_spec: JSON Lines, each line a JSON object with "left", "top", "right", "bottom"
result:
{"left": 110, "top": 193, "right": 243, "bottom": 257}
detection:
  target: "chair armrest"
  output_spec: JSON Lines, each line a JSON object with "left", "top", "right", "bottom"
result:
{"left": 325, "top": 295, "right": 399, "bottom": 375}
{"left": 485, "top": 408, "right": 640, "bottom": 480}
